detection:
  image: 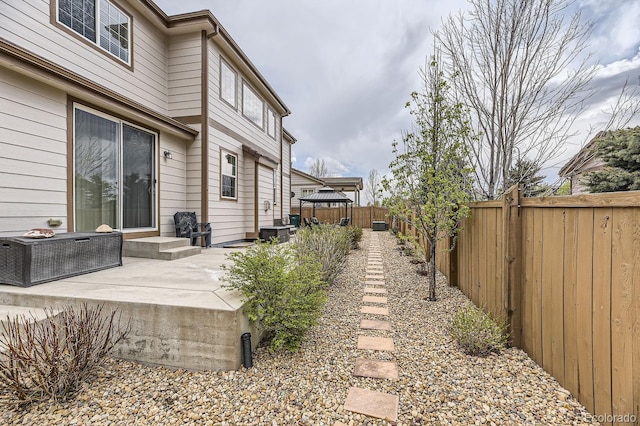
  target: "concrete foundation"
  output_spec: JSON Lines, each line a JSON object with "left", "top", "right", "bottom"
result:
{"left": 0, "top": 248, "right": 261, "bottom": 371}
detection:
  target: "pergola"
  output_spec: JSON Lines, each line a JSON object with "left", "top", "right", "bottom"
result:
{"left": 299, "top": 186, "right": 353, "bottom": 220}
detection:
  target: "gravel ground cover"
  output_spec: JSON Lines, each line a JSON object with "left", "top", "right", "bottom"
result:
{"left": 2, "top": 230, "right": 598, "bottom": 425}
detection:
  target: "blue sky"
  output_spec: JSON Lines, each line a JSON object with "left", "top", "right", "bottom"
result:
{"left": 156, "top": 0, "right": 640, "bottom": 191}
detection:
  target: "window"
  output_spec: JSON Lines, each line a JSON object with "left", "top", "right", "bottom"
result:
{"left": 221, "top": 151, "right": 237, "bottom": 199}
{"left": 220, "top": 60, "right": 237, "bottom": 107}
{"left": 74, "top": 106, "right": 156, "bottom": 232}
{"left": 242, "top": 81, "right": 264, "bottom": 128}
{"left": 301, "top": 189, "right": 314, "bottom": 197}
{"left": 57, "top": 0, "right": 130, "bottom": 64}
{"left": 267, "top": 108, "right": 276, "bottom": 139}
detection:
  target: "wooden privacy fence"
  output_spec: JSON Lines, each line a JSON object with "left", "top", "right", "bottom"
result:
{"left": 426, "top": 187, "right": 639, "bottom": 425}
{"left": 290, "top": 206, "right": 389, "bottom": 229}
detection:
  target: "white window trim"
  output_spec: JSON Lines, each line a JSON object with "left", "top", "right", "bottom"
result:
{"left": 219, "top": 58, "right": 238, "bottom": 109}
{"left": 241, "top": 80, "right": 265, "bottom": 130}
{"left": 72, "top": 103, "right": 158, "bottom": 233}
{"left": 267, "top": 108, "right": 276, "bottom": 139}
{"left": 55, "top": 0, "right": 132, "bottom": 66}
{"left": 220, "top": 150, "right": 238, "bottom": 200}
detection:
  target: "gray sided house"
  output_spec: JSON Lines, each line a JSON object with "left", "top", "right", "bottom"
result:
{"left": 559, "top": 132, "right": 605, "bottom": 195}
{"left": 0, "top": 0, "right": 294, "bottom": 245}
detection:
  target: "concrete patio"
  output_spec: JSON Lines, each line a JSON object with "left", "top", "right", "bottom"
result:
{"left": 0, "top": 247, "right": 259, "bottom": 371}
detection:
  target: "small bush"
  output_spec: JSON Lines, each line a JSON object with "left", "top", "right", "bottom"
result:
{"left": 294, "top": 224, "right": 351, "bottom": 286}
{"left": 223, "top": 240, "right": 327, "bottom": 352}
{"left": 347, "top": 226, "right": 363, "bottom": 249}
{"left": 449, "top": 304, "right": 507, "bottom": 356}
{"left": 0, "top": 303, "right": 130, "bottom": 406}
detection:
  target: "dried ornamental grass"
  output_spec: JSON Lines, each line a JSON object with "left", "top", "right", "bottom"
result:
{"left": 0, "top": 303, "right": 130, "bottom": 406}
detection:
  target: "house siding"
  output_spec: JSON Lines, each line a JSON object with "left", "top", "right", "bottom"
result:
{"left": 207, "top": 43, "right": 281, "bottom": 162}
{"left": 0, "top": 68, "right": 67, "bottom": 236}
{"left": 257, "top": 163, "right": 275, "bottom": 229}
{"left": 168, "top": 33, "right": 201, "bottom": 117}
{"left": 158, "top": 132, "right": 188, "bottom": 236}
{"left": 291, "top": 172, "right": 323, "bottom": 207}
{"left": 0, "top": 0, "right": 169, "bottom": 114}
{"left": 243, "top": 156, "right": 256, "bottom": 237}
{"left": 207, "top": 130, "right": 245, "bottom": 244}
{"left": 281, "top": 139, "right": 291, "bottom": 217}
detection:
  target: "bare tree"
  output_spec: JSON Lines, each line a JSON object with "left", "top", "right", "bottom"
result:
{"left": 365, "top": 169, "right": 382, "bottom": 206}
{"left": 308, "top": 158, "right": 328, "bottom": 178}
{"left": 437, "top": 0, "right": 596, "bottom": 199}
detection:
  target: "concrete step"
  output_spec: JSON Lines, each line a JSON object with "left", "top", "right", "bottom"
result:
{"left": 0, "top": 304, "right": 53, "bottom": 322}
{"left": 123, "top": 237, "right": 201, "bottom": 260}
{"left": 157, "top": 246, "right": 202, "bottom": 261}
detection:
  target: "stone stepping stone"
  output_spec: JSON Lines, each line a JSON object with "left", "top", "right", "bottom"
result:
{"left": 364, "top": 280, "right": 386, "bottom": 286}
{"left": 367, "top": 261, "right": 383, "bottom": 265}
{"left": 364, "top": 287, "right": 387, "bottom": 294}
{"left": 360, "top": 318, "right": 392, "bottom": 331}
{"left": 344, "top": 387, "right": 399, "bottom": 423}
{"left": 353, "top": 358, "right": 398, "bottom": 381}
{"left": 363, "top": 295, "right": 387, "bottom": 304}
{"left": 334, "top": 422, "right": 347, "bottom": 426}
{"left": 357, "top": 335, "right": 395, "bottom": 351}
{"left": 360, "top": 305, "right": 389, "bottom": 316}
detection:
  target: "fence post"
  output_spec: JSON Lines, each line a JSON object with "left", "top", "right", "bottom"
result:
{"left": 503, "top": 184, "right": 523, "bottom": 347}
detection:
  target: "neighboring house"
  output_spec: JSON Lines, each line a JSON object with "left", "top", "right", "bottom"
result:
{"left": 323, "top": 176, "right": 363, "bottom": 206}
{"left": 0, "top": 0, "right": 294, "bottom": 245}
{"left": 559, "top": 132, "right": 606, "bottom": 195}
{"left": 290, "top": 169, "right": 363, "bottom": 206}
{"left": 291, "top": 168, "right": 325, "bottom": 207}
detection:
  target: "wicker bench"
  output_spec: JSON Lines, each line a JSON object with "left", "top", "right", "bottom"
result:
{"left": 0, "top": 232, "right": 123, "bottom": 287}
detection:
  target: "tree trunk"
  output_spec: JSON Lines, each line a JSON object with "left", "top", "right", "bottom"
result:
{"left": 428, "top": 236, "right": 437, "bottom": 301}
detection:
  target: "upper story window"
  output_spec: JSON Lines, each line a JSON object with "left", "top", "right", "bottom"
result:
{"left": 242, "top": 81, "right": 264, "bottom": 129}
{"left": 57, "top": 0, "right": 130, "bottom": 64}
{"left": 220, "top": 59, "right": 237, "bottom": 108}
{"left": 221, "top": 151, "right": 238, "bottom": 200}
{"left": 267, "top": 108, "right": 276, "bottom": 139}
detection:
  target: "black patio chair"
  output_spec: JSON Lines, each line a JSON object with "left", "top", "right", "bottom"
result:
{"left": 339, "top": 217, "right": 350, "bottom": 227}
{"left": 173, "top": 211, "right": 212, "bottom": 247}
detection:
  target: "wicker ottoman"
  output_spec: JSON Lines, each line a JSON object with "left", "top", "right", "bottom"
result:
{"left": 0, "top": 232, "right": 123, "bottom": 287}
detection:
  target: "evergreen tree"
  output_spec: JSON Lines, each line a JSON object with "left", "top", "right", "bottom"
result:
{"left": 504, "top": 158, "right": 549, "bottom": 197}
{"left": 587, "top": 127, "right": 640, "bottom": 193}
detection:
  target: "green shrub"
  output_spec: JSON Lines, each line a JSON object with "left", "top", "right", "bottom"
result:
{"left": 294, "top": 224, "right": 351, "bottom": 286}
{"left": 449, "top": 304, "right": 507, "bottom": 356}
{"left": 348, "top": 226, "right": 363, "bottom": 249}
{"left": 0, "top": 303, "right": 130, "bottom": 406}
{"left": 223, "top": 240, "right": 327, "bottom": 352}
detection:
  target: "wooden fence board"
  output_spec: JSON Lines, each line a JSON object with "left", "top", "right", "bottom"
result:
{"left": 521, "top": 207, "right": 534, "bottom": 356}
{"left": 550, "top": 208, "right": 566, "bottom": 385}
{"left": 531, "top": 207, "right": 544, "bottom": 367}
{"left": 563, "top": 208, "right": 579, "bottom": 400}
{"left": 610, "top": 208, "right": 634, "bottom": 420}
{"left": 479, "top": 208, "right": 488, "bottom": 311}
{"left": 576, "top": 208, "right": 595, "bottom": 414}
{"left": 447, "top": 194, "right": 640, "bottom": 422}
{"left": 541, "top": 208, "right": 555, "bottom": 376}
{"left": 493, "top": 208, "right": 503, "bottom": 321}
{"left": 592, "top": 208, "right": 613, "bottom": 425}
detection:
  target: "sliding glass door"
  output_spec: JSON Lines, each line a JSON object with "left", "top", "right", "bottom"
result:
{"left": 74, "top": 106, "right": 156, "bottom": 232}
